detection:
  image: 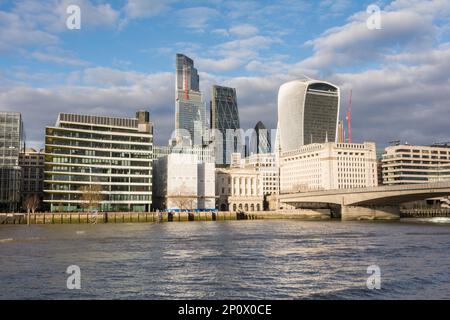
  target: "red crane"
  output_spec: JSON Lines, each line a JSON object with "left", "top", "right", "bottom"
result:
{"left": 184, "top": 66, "right": 189, "bottom": 100}
{"left": 346, "top": 89, "right": 352, "bottom": 144}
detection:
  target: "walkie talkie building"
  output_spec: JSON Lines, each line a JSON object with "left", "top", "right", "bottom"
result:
{"left": 277, "top": 79, "right": 340, "bottom": 153}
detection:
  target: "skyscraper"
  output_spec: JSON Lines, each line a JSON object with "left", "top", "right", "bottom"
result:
{"left": 251, "top": 121, "right": 271, "bottom": 154}
{"left": 175, "top": 53, "right": 206, "bottom": 146}
{"left": 277, "top": 79, "right": 340, "bottom": 153}
{"left": 0, "top": 112, "right": 24, "bottom": 212}
{"left": 210, "top": 85, "right": 240, "bottom": 166}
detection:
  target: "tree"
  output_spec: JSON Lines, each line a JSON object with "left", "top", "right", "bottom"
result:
{"left": 79, "top": 184, "right": 103, "bottom": 212}
{"left": 23, "top": 194, "right": 40, "bottom": 214}
{"left": 168, "top": 183, "right": 197, "bottom": 211}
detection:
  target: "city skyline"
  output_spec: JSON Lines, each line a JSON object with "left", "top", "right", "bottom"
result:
{"left": 0, "top": 0, "right": 449, "bottom": 150}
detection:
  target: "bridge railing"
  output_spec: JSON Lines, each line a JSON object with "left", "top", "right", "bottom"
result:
{"left": 279, "top": 181, "right": 450, "bottom": 198}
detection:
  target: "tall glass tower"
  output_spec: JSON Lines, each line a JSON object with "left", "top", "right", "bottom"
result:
{"left": 0, "top": 112, "right": 24, "bottom": 212}
{"left": 175, "top": 54, "right": 206, "bottom": 146}
{"left": 277, "top": 79, "right": 340, "bottom": 153}
{"left": 252, "top": 121, "right": 271, "bottom": 154}
{"left": 210, "top": 85, "right": 241, "bottom": 166}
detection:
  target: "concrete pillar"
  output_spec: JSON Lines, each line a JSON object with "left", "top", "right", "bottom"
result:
{"left": 341, "top": 205, "right": 400, "bottom": 221}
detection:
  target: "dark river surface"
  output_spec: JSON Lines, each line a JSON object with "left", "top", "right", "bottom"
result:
{"left": 1, "top": 219, "right": 450, "bottom": 299}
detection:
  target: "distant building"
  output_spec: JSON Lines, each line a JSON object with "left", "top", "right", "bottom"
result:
{"left": 382, "top": 144, "right": 450, "bottom": 185}
{"left": 250, "top": 121, "right": 271, "bottom": 155}
{"left": 337, "top": 120, "right": 345, "bottom": 143}
{"left": 280, "top": 142, "right": 378, "bottom": 193}
{"left": 277, "top": 79, "right": 340, "bottom": 152}
{"left": 0, "top": 112, "right": 24, "bottom": 212}
{"left": 244, "top": 153, "right": 279, "bottom": 197}
{"left": 153, "top": 140, "right": 215, "bottom": 163}
{"left": 44, "top": 111, "right": 153, "bottom": 212}
{"left": 152, "top": 153, "right": 215, "bottom": 211}
{"left": 175, "top": 54, "right": 206, "bottom": 146}
{"left": 19, "top": 148, "right": 45, "bottom": 210}
{"left": 216, "top": 165, "right": 263, "bottom": 212}
{"left": 210, "top": 85, "right": 241, "bottom": 166}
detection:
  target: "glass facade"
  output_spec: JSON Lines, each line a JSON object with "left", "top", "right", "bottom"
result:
{"left": 0, "top": 112, "right": 24, "bottom": 212}
{"left": 250, "top": 121, "right": 271, "bottom": 155}
{"left": 210, "top": 85, "right": 240, "bottom": 165}
{"left": 175, "top": 54, "right": 206, "bottom": 145}
{"left": 303, "top": 83, "right": 339, "bottom": 144}
{"left": 44, "top": 111, "right": 153, "bottom": 212}
{"left": 278, "top": 80, "right": 340, "bottom": 153}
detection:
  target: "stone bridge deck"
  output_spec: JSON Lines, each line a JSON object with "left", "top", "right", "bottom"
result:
{"left": 279, "top": 182, "right": 450, "bottom": 220}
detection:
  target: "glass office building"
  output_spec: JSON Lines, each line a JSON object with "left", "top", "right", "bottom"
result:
{"left": 210, "top": 85, "right": 241, "bottom": 166}
{"left": 0, "top": 112, "right": 24, "bottom": 212}
{"left": 175, "top": 54, "right": 206, "bottom": 146}
{"left": 277, "top": 80, "right": 340, "bottom": 153}
{"left": 44, "top": 111, "right": 153, "bottom": 212}
{"left": 251, "top": 121, "right": 271, "bottom": 155}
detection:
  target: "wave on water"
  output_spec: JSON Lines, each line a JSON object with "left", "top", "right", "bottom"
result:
{"left": 416, "top": 217, "right": 450, "bottom": 224}
{"left": 0, "top": 237, "right": 46, "bottom": 244}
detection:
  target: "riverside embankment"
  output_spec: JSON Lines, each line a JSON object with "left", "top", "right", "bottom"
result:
{"left": 0, "top": 209, "right": 331, "bottom": 224}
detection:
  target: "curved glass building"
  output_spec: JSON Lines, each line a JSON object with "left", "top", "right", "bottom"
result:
{"left": 277, "top": 79, "right": 340, "bottom": 153}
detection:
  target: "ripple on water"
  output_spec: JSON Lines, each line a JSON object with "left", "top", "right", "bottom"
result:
{"left": 0, "top": 220, "right": 449, "bottom": 299}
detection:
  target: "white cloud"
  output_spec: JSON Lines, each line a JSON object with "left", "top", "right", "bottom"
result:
{"left": 299, "top": 9, "right": 437, "bottom": 71}
{"left": 0, "top": 11, "right": 58, "bottom": 52}
{"left": 195, "top": 57, "right": 244, "bottom": 73}
{"left": 229, "top": 24, "right": 259, "bottom": 38}
{"left": 0, "top": 67, "right": 175, "bottom": 148}
{"left": 124, "top": 0, "right": 175, "bottom": 19}
{"left": 12, "top": 0, "right": 120, "bottom": 32}
{"left": 31, "top": 49, "right": 89, "bottom": 67}
{"left": 175, "top": 7, "right": 219, "bottom": 30}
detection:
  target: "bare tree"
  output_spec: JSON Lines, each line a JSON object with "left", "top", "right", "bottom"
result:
{"left": 79, "top": 184, "right": 103, "bottom": 212}
{"left": 23, "top": 194, "right": 40, "bottom": 214}
{"left": 168, "top": 184, "right": 197, "bottom": 211}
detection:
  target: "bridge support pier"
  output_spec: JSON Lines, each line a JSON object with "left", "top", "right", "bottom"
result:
{"left": 341, "top": 205, "right": 400, "bottom": 221}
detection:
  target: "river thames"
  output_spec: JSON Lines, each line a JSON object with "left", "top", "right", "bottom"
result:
{"left": 1, "top": 219, "right": 450, "bottom": 299}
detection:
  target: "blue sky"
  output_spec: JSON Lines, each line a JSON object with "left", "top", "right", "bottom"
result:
{"left": 0, "top": 0, "right": 449, "bottom": 148}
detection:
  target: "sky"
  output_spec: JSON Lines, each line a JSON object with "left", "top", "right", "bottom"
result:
{"left": 0, "top": 0, "right": 449, "bottom": 149}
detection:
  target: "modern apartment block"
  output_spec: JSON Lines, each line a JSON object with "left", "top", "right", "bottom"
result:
{"left": 19, "top": 148, "right": 45, "bottom": 209}
{"left": 210, "top": 85, "right": 241, "bottom": 165}
{"left": 277, "top": 79, "right": 340, "bottom": 152}
{"left": 152, "top": 153, "right": 215, "bottom": 211}
{"left": 382, "top": 144, "right": 450, "bottom": 185}
{"left": 0, "top": 112, "right": 24, "bottom": 212}
{"left": 280, "top": 142, "right": 378, "bottom": 193}
{"left": 44, "top": 111, "right": 153, "bottom": 212}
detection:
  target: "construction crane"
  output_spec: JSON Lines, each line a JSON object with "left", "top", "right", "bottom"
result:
{"left": 345, "top": 89, "right": 352, "bottom": 143}
{"left": 389, "top": 140, "right": 401, "bottom": 146}
{"left": 184, "top": 65, "right": 189, "bottom": 100}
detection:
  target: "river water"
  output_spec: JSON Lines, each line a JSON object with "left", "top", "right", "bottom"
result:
{"left": 1, "top": 219, "right": 450, "bottom": 299}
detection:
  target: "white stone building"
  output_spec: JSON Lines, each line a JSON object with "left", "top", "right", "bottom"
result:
{"left": 244, "top": 153, "right": 279, "bottom": 197}
{"left": 216, "top": 166, "right": 263, "bottom": 212}
{"left": 153, "top": 153, "right": 215, "bottom": 211}
{"left": 280, "top": 142, "right": 378, "bottom": 193}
